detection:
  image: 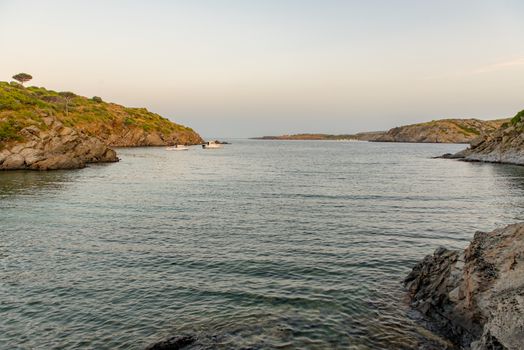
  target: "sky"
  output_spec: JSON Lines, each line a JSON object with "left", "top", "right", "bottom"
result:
{"left": 1, "top": 0, "right": 523, "bottom": 138}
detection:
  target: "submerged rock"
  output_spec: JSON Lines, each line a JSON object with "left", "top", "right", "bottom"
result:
{"left": 144, "top": 335, "right": 196, "bottom": 350}
{"left": 404, "top": 223, "right": 524, "bottom": 349}
{"left": 0, "top": 117, "right": 118, "bottom": 171}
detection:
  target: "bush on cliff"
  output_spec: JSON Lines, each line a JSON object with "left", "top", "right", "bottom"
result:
{"left": 510, "top": 109, "right": 524, "bottom": 125}
{"left": 0, "top": 118, "right": 22, "bottom": 142}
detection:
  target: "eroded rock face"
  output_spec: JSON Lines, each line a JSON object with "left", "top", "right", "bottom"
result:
{"left": 0, "top": 118, "right": 118, "bottom": 171}
{"left": 79, "top": 124, "right": 204, "bottom": 147}
{"left": 405, "top": 223, "right": 524, "bottom": 349}
{"left": 450, "top": 122, "right": 524, "bottom": 165}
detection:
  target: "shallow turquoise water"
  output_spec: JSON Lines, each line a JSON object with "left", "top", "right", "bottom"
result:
{"left": 1, "top": 140, "right": 524, "bottom": 349}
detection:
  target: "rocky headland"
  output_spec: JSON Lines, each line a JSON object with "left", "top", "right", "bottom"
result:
{"left": 443, "top": 110, "right": 524, "bottom": 165}
{"left": 253, "top": 118, "right": 507, "bottom": 144}
{"left": 372, "top": 118, "right": 507, "bottom": 144}
{"left": 0, "top": 81, "right": 203, "bottom": 170}
{"left": 405, "top": 223, "right": 524, "bottom": 349}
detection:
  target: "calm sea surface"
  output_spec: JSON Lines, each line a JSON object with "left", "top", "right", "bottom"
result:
{"left": 1, "top": 140, "right": 524, "bottom": 349}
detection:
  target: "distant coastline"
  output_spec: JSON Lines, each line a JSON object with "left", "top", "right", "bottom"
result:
{"left": 252, "top": 118, "right": 508, "bottom": 144}
{"left": 252, "top": 131, "right": 383, "bottom": 142}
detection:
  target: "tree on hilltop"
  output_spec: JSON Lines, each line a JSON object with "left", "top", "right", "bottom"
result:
{"left": 59, "top": 91, "right": 76, "bottom": 116}
{"left": 12, "top": 73, "right": 32, "bottom": 86}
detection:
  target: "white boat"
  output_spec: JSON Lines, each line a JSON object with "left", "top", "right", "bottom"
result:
{"left": 202, "top": 141, "right": 222, "bottom": 149}
{"left": 165, "top": 144, "right": 189, "bottom": 151}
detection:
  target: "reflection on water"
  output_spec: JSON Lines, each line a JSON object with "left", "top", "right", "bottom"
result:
{"left": 1, "top": 141, "right": 524, "bottom": 349}
{"left": 490, "top": 163, "right": 524, "bottom": 199}
{"left": 0, "top": 170, "right": 73, "bottom": 198}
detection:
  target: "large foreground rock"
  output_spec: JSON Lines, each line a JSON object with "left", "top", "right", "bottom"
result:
{"left": 404, "top": 223, "right": 524, "bottom": 349}
{"left": 0, "top": 118, "right": 118, "bottom": 170}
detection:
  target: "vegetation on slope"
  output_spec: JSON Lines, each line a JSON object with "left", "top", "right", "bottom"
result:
{"left": 253, "top": 118, "right": 507, "bottom": 143}
{"left": 372, "top": 118, "right": 508, "bottom": 143}
{"left": 510, "top": 110, "right": 524, "bottom": 125}
{"left": 0, "top": 81, "right": 202, "bottom": 145}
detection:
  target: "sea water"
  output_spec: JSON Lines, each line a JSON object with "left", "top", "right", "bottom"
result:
{"left": 1, "top": 140, "right": 524, "bottom": 349}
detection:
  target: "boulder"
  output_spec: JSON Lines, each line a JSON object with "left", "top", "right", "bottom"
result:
{"left": 0, "top": 149, "right": 12, "bottom": 165}
{"left": 32, "top": 154, "right": 83, "bottom": 170}
{"left": 405, "top": 223, "right": 524, "bottom": 349}
{"left": 1, "top": 154, "right": 25, "bottom": 169}
{"left": 19, "top": 148, "right": 44, "bottom": 165}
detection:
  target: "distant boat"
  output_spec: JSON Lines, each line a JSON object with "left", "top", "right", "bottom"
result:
{"left": 166, "top": 144, "right": 189, "bottom": 151}
{"left": 202, "top": 141, "right": 222, "bottom": 149}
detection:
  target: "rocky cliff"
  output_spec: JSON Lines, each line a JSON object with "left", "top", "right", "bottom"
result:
{"left": 0, "top": 117, "right": 117, "bottom": 170}
{"left": 374, "top": 118, "right": 507, "bottom": 143}
{"left": 0, "top": 81, "right": 203, "bottom": 170}
{"left": 404, "top": 223, "right": 524, "bottom": 350}
{"left": 0, "top": 81, "right": 203, "bottom": 147}
{"left": 447, "top": 111, "right": 524, "bottom": 165}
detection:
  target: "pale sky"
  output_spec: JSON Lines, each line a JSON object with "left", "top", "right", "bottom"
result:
{"left": 1, "top": 0, "right": 523, "bottom": 138}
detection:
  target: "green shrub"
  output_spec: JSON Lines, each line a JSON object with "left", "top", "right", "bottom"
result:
{"left": 456, "top": 124, "right": 480, "bottom": 135}
{"left": 124, "top": 117, "right": 135, "bottom": 126}
{"left": 92, "top": 96, "right": 103, "bottom": 103}
{"left": 0, "top": 118, "right": 22, "bottom": 142}
{"left": 510, "top": 110, "right": 524, "bottom": 125}
{"left": 0, "top": 94, "right": 22, "bottom": 111}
